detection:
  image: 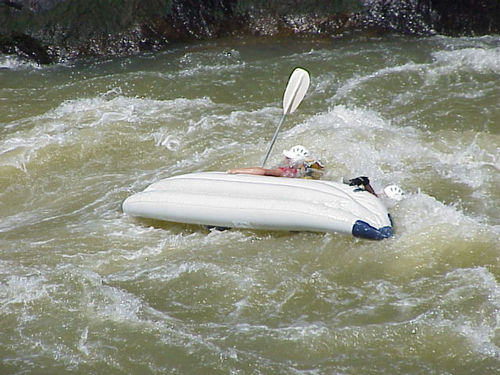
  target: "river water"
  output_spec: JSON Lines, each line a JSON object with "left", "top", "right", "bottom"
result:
{"left": 1, "top": 34, "right": 499, "bottom": 374}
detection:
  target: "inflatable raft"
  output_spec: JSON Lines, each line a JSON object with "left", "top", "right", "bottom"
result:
{"left": 122, "top": 172, "right": 393, "bottom": 240}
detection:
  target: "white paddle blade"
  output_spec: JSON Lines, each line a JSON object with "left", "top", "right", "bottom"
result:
{"left": 283, "top": 67, "right": 310, "bottom": 114}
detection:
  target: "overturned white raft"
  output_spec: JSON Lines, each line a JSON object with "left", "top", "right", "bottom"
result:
{"left": 122, "top": 172, "right": 393, "bottom": 239}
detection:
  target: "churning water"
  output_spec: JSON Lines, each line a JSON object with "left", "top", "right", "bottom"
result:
{"left": 1, "top": 34, "right": 499, "bottom": 374}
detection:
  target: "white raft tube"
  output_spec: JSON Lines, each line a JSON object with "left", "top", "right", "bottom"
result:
{"left": 122, "top": 172, "right": 393, "bottom": 240}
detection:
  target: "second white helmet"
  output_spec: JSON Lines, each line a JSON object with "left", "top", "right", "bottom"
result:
{"left": 383, "top": 185, "right": 405, "bottom": 201}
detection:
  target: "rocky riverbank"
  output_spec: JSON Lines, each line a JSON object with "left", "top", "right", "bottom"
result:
{"left": 1, "top": 0, "right": 498, "bottom": 64}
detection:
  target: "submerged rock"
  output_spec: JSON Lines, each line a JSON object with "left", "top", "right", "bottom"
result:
{"left": 0, "top": 0, "right": 498, "bottom": 64}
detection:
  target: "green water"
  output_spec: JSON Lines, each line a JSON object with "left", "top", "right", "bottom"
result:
{"left": 1, "top": 35, "right": 499, "bottom": 374}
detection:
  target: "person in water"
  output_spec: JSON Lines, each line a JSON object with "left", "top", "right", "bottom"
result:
{"left": 228, "top": 144, "right": 380, "bottom": 196}
{"left": 228, "top": 145, "right": 325, "bottom": 180}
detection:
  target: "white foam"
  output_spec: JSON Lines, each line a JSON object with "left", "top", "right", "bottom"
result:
{"left": 280, "top": 105, "right": 419, "bottom": 184}
{"left": 0, "top": 95, "right": 215, "bottom": 170}
{"left": 280, "top": 105, "right": 499, "bottom": 207}
{"left": 430, "top": 47, "right": 500, "bottom": 75}
{"left": 395, "top": 192, "right": 474, "bottom": 233}
{"left": 330, "top": 44, "right": 499, "bottom": 103}
{"left": 0, "top": 54, "right": 41, "bottom": 70}
{"left": 177, "top": 49, "right": 244, "bottom": 77}
{"left": 430, "top": 133, "right": 500, "bottom": 189}
{"left": 0, "top": 272, "right": 50, "bottom": 309}
{"left": 332, "top": 62, "right": 425, "bottom": 101}
{"left": 409, "top": 267, "right": 500, "bottom": 357}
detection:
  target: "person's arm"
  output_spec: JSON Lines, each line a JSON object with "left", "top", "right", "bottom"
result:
{"left": 364, "top": 183, "right": 378, "bottom": 197}
{"left": 227, "top": 167, "right": 286, "bottom": 177}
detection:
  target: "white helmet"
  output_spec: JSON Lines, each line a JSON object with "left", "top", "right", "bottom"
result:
{"left": 283, "top": 145, "right": 310, "bottom": 162}
{"left": 383, "top": 185, "right": 405, "bottom": 201}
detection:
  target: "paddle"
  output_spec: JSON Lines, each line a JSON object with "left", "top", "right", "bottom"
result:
{"left": 261, "top": 67, "right": 310, "bottom": 167}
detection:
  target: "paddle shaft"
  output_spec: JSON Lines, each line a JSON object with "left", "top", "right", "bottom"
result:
{"left": 261, "top": 113, "right": 286, "bottom": 167}
{"left": 261, "top": 69, "right": 309, "bottom": 167}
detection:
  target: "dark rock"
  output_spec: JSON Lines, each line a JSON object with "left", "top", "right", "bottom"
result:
{"left": 426, "top": 0, "right": 499, "bottom": 35}
{"left": 0, "top": 0, "right": 498, "bottom": 64}
{"left": 0, "top": 0, "right": 24, "bottom": 11}
{"left": 0, "top": 32, "right": 54, "bottom": 64}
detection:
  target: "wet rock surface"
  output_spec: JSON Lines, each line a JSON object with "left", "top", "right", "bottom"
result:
{"left": 1, "top": 0, "right": 498, "bottom": 64}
